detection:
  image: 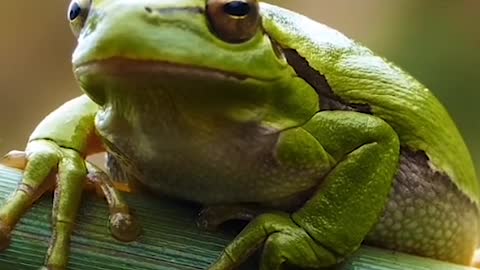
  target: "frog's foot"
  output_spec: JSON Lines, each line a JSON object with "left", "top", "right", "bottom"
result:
{"left": 0, "top": 140, "right": 139, "bottom": 269}
{"left": 0, "top": 140, "right": 88, "bottom": 269}
{"left": 209, "top": 212, "right": 337, "bottom": 270}
{"left": 197, "top": 205, "right": 262, "bottom": 232}
{"left": 85, "top": 162, "right": 140, "bottom": 241}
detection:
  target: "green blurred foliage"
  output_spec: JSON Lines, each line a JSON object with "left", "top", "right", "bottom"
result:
{"left": 0, "top": 1, "right": 479, "bottom": 175}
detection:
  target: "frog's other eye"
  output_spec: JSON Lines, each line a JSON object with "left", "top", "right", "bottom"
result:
{"left": 68, "top": 0, "right": 91, "bottom": 37}
{"left": 207, "top": 0, "right": 261, "bottom": 43}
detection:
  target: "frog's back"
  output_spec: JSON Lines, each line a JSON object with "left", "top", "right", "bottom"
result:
{"left": 261, "top": 3, "right": 480, "bottom": 264}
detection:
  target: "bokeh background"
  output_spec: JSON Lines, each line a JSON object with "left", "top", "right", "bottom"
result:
{"left": 0, "top": 1, "right": 479, "bottom": 176}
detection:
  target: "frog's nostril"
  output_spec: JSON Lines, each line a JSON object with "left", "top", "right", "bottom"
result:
{"left": 145, "top": 6, "right": 153, "bottom": 13}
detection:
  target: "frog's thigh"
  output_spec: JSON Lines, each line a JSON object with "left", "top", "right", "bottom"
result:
{"left": 209, "top": 111, "right": 400, "bottom": 269}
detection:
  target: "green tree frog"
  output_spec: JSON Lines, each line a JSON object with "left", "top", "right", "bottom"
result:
{"left": 1, "top": 0, "right": 478, "bottom": 269}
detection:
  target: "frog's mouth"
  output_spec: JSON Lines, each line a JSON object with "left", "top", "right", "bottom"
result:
{"left": 73, "top": 56, "right": 269, "bottom": 119}
{"left": 74, "top": 57, "right": 249, "bottom": 82}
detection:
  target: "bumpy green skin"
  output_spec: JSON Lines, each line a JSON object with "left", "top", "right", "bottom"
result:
{"left": 260, "top": 4, "right": 479, "bottom": 204}
{"left": 1, "top": 0, "right": 478, "bottom": 269}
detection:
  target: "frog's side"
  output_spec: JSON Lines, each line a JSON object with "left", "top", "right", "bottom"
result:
{"left": 104, "top": 84, "right": 479, "bottom": 263}
{"left": 0, "top": 0, "right": 478, "bottom": 269}
{"left": 368, "top": 149, "right": 478, "bottom": 263}
{"left": 281, "top": 49, "right": 479, "bottom": 262}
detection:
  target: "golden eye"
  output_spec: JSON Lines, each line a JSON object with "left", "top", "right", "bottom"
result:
{"left": 206, "top": 0, "right": 261, "bottom": 43}
{"left": 68, "top": 0, "right": 91, "bottom": 37}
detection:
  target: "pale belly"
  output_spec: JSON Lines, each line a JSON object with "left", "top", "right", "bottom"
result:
{"left": 95, "top": 108, "right": 323, "bottom": 207}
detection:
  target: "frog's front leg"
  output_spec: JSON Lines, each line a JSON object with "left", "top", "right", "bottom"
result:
{"left": 0, "top": 95, "right": 137, "bottom": 269}
{"left": 209, "top": 111, "right": 400, "bottom": 270}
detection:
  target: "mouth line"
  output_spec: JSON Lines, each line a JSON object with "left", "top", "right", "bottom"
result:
{"left": 74, "top": 57, "right": 248, "bottom": 81}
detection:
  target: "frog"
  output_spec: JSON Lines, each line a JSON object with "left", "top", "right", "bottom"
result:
{"left": 0, "top": 0, "right": 479, "bottom": 269}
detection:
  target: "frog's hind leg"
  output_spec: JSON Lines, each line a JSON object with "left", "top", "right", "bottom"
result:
{"left": 85, "top": 161, "right": 140, "bottom": 242}
{"left": 208, "top": 111, "right": 400, "bottom": 270}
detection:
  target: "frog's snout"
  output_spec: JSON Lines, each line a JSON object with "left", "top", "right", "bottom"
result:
{"left": 141, "top": 5, "right": 205, "bottom": 19}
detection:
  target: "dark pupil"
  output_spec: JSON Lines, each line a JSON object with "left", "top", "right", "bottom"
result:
{"left": 223, "top": 1, "right": 251, "bottom": 17}
{"left": 69, "top": 2, "right": 82, "bottom": 21}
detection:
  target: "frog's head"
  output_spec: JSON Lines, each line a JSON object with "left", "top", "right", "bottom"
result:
{"left": 69, "top": 0, "right": 318, "bottom": 131}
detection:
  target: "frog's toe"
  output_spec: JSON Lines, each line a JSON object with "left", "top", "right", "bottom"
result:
{"left": 1, "top": 150, "right": 27, "bottom": 170}
{"left": 110, "top": 212, "right": 141, "bottom": 242}
{"left": 196, "top": 208, "right": 218, "bottom": 231}
{"left": 86, "top": 162, "right": 140, "bottom": 242}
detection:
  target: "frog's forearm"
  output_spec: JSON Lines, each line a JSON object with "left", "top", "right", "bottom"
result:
{"left": 0, "top": 95, "right": 101, "bottom": 268}
{"left": 296, "top": 111, "right": 400, "bottom": 256}
{"left": 210, "top": 111, "right": 400, "bottom": 269}
{"left": 29, "top": 95, "right": 100, "bottom": 154}
{"left": 0, "top": 0, "right": 474, "bottom": 268}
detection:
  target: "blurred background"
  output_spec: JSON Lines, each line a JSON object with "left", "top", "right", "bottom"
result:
{"left": 0, "top": 0, "right": 479, "bottom": 176}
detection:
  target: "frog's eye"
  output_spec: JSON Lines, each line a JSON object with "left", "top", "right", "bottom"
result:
{"left": 207, "top": 0, "right": 261, "bottom": 43}
{"left": 68, "top": 0, "right": 91, "bottom": 37}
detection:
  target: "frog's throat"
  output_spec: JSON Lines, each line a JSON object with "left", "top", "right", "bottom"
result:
{"left": 73, "top": 57, "right": 248, "bottom": 81}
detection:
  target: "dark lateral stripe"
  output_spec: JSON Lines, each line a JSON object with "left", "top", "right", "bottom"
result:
{"left": 283, "top": 48, "right": 372, "bottom": 114}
